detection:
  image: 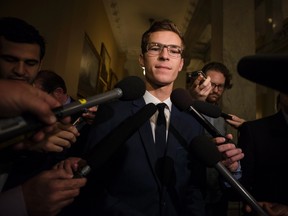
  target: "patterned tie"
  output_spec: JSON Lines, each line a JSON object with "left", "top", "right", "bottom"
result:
{"left": 155, "top": 103, "right": 167, "bottom": 157}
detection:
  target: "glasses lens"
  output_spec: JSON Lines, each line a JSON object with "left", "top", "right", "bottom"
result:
{"left": 146, "top": 43, "right": 182, "bottom": 58}
{"left": 167, "top": 45, "right": 182, "bottom": 57}
{"left": 211, "top": 82, "right": 224, "bottom": 90}
{"left": 147, "top": 43, "right": 162, "bottom": 55}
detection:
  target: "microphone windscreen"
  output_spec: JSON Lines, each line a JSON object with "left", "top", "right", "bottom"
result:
{"left": 171, "top": 88, "right": 221, "bottom": 117}
{"left": 115, "top": 76, "right": 146, "bottom": 100}
{"left": 237, "top": 54, "right": 288, "bottom": 93}
{"left": 193, "top": 100, "right": 221, "bottom": 118}
{"left": 171, "top": 88, "right": 193, "bottom": 111}
{"left": 189, "top": 135, "right": 221, "bottom": 167}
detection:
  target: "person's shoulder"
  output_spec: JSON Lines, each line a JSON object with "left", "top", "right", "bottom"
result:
{"left": 240, "top": 112, "right": 280, "bottom": 131}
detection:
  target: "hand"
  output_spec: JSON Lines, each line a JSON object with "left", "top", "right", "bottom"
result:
{"left": 189, "top": 76, "right": 212, "bottom": 101}
{"left": 225, "top": 114, "right": 246, "bottom": 129}
{"left": 28, "top": 123, "right": 80, "bottom": 152}
{"left": 53, "top": 157, "right": 85, "bottom": 174}
{"left": 0, "top": 80, "right": 60, "bottom": 123}
{"left": 22, "top": 168, "right": 87, "bottom": 216}
{"left": 245, "top": 202, "right": 288, "bottom": 216}
{"left": 213, "top": 134, "right": 244, "bottom": 172}
{"left": 0, "top": 80, "right": 71, "bottom": 150}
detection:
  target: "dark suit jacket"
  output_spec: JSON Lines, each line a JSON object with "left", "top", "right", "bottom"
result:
{"left": 60, "top": 98, "right": 206, "bottom": 216}
{"left": 238, "top": 111, "right": 288, "bottom": 205}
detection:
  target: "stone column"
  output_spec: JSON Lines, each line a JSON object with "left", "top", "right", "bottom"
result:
{"left": 211, "top": 0, "right": 256, "bottom": 137}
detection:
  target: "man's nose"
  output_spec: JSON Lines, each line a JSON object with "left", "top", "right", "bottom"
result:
{"left": 13, "top": 61, "right": 25, "bottom": 75}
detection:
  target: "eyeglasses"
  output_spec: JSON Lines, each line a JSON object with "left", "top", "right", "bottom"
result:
{"left": 146, "top": 42, "right": 183, "bottom": 58}
{"left": 211, "top": 82, "right": 225, "bottom": 90}
{"left": 211, "top": 82, "right": 225, "bottom": 91}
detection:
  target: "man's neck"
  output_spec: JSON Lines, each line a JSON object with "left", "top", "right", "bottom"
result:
{"left": 145, "top": 81, "right": 173, "bottom": 102}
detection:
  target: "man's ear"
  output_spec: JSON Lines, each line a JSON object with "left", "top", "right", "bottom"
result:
{"left": 52, "top": 87, "right": 64, "bottom": 99}
{"left": 139, "top": 54, "right": 144, "bottom": 67}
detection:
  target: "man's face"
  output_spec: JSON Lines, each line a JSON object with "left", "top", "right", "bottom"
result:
{"left": 139, "top": 31, "right": 184, "bottom": 88}
{"left": 206, "top": 70, "right": 225, "bottom": 104}
{"left": 0, "top": 37, "right": 42, "bottom": 83}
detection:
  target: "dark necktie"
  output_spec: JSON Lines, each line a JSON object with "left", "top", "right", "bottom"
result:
{"left": 155, "top": 103, "right": 167, "bottom": 157}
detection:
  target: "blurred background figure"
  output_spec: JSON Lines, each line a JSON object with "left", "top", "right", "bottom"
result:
{"left": 33, "top": 69, "right": 97, "bottom": 126}
{"left": 34, "top": 70, "right": 74, "bottom": 105}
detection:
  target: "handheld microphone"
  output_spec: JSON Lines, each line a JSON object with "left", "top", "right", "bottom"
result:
{"left": 0, "top": 76, "right": 146, "bottom": 149}
{"left": 171, "top": 88, "right": 230, "bottom": 139}
{"left": 74, "top": 103, "right": 157, "bottom": 178}
{"left": 189, "top": 135, "right": 269, "bottom": 216}
{"left": 171, "top": 90, "right": 233, "bottom": 120}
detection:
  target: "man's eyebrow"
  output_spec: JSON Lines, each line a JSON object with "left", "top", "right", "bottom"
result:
{"left": 0, "top": 54, "right": 39, "bottom": 63}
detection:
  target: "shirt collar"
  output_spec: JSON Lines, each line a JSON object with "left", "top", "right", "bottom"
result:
{"left": 143, "top": 90, "right": 172, "bottom": 111}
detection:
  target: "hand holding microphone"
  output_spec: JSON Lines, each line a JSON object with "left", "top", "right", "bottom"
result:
{"left": 171, "top": 88, "right": 229, "bottom": 138}
{"left": 171, "top": 88, "right": 244, "bottom": 172}
{"left": 0, "top": 76, "right": 146, "bottom": 149}
{"left": 189, "top": 135, "right": 269, "bottom": 216}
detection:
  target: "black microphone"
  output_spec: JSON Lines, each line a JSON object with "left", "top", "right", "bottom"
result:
{"left": 0, "top": 76, "right": 146, "bottom": 149}
{"left": 191, "top": 100, "right": 221, "bottom": 117}
{"left": 73, "top": 103, "right": 157, "bottom": 178}
{"left": 237, "top": 54, "right": 288, "bottom": 94}
{"left": 53, "top": 75, "right": 146, "bottom": 118}
{"left": 171, "top": 88, "right": 230, "bottom": 139}
{"left": 171, "top": 89, "right": 233, "bottom": 120}
{"left": 189, "top": 135, "right": 269, "bottom": 216}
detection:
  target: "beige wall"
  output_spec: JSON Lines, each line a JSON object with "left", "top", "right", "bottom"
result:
{"left": 0, "top": 0, "right": 126, "bottom": 98}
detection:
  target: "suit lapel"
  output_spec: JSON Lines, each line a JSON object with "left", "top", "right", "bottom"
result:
{"left": 132, "top": 99, "right": 162, "bottom": 187}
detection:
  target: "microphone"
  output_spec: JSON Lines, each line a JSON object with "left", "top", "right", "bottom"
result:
{"left": 0, "top": 76, "right": 146, "bottom": 149}
{"left": 171, "top": 88, "right": 230, "bottom": 139}
{"left": 195, "top": 101, "right": 232, "bottom": 120}
{"left": 171, "top": 89, "right": 233, "bottom": 120}
{"left": 73, "top": 103, "right": 157, "bottom": 178}
{"left": 189, "top": 135, "right": 269, "bottom": 216}
{"left": 53, "top": 75, "right": 146, "bottom": 118}
{"left": 237, "top": 54, "right": 288, "bottom": 94}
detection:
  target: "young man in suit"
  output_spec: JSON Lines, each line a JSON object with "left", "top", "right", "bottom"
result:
{"left": 60, "top": 19, "right": 244, "bottom": 216}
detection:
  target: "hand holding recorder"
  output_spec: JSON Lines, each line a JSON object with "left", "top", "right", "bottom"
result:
{"left": 187, "top": 70, "right": 213, "bottom": 101}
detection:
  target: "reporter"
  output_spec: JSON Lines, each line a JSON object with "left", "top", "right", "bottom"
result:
{"left": 0, "top": 16, "right": 84, "bottom": 216}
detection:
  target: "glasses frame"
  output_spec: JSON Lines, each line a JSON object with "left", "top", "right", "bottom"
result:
{"left": 146, "top": 42, "right": 183, "bottom": 58}
{"left": 211, "top": 81, "right": 225, "bottom": 91}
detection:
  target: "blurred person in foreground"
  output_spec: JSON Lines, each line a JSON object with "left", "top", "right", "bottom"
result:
{"left": 238, "top": 92, "right": 288, "bottom": 216}
{"left": 0, "top": 16, "right": 86, "bottom": 216}
{"left": 237, "top": 53, "right": 288, "bottom": 216}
